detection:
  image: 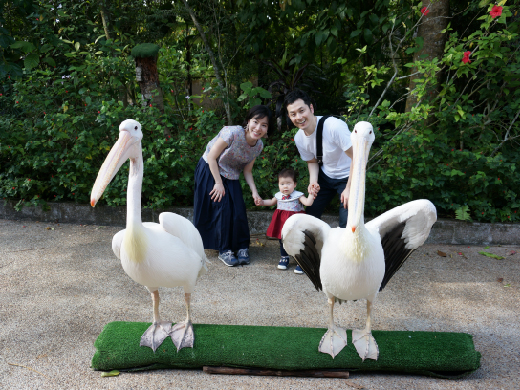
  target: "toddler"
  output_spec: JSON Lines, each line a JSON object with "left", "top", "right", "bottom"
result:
{"left": 256, "top": 168, "right": 314, "bottom": 272}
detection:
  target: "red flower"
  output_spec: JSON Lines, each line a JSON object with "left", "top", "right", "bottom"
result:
{"left": 462, "top": 51, "right": 471, "bottom": 64}
{"left": 12, "top": 187, "right": 15, "bottom": 189}
{"left": 190, "top": 127, "right": 193, "bottom": 130}
{"left": 0, "top": 93, "right": 2, "bottom": 96}
{"left": 16, "top": 101, "right": 19, "bottom": 103}
{"left": 65, "top": 90, "right": 68, "bottom": 93}
{"left": 490, "top": 5, "right": 503, "bottom": 18}
{"left": 482, "top": 212, "right": 484, "bottom": 215}
{"left": 149, "top": 104, "right": 152, "bottom": 107}
{"left": 98, "top": 111, "right": 100, "bottom": 114}
{"left": 421, "top": 7, "right": 429, "bottom": 16}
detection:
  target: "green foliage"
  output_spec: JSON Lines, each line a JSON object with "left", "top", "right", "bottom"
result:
{"left": 237, "top": 81, "right": 272, "bottom": 109}
{"left": 455, "top": 206, "right": 472, "bottom": 222}
{"left": 1, "top": 0, "right": 518, "bottom": 225}
{"left": 131, "top": 43, "right": 160, "bottom": 58}
{"left": 346, "top": 2, "right": 520, "bottom": 223}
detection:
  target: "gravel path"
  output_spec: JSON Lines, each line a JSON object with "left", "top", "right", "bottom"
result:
{"left": 0, "top": 218, "right": 519, "bottom": 390}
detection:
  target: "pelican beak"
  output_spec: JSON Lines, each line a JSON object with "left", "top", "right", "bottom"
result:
{"left": 352, "top": 227, "right": 356, "bottom": 233}
{"left": 90, "top": 131, "right": 133, "bottom": 207}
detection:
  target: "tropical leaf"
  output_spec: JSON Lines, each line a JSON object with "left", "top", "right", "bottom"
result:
{"left": 455, "top": 205, "right": 471, "bottom": 221}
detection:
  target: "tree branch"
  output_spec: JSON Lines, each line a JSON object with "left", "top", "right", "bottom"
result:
{"left": 181, "top": 0, "right": 232, "bottom": 125}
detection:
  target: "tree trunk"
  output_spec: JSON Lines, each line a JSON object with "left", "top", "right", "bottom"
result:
{"left": 135, "top": 55, "right": 170, "bottom": 136}
{"left": 181, "top": 0, "right": 233, "bottom": 125}
{"left": 405, "top": 0, "right": 449, "bottom": 113}
{"left": 99, "top": 1, "right": 111, "bottom": 40}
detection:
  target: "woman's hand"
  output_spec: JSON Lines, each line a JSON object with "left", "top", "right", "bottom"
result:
{"left": 209, "top": 183, "right": 226, "bottom": 202}
{"left": 253, "top": 192, "right": 263, "bottom": 206}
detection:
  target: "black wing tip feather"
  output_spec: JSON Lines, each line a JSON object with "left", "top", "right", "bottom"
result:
{"left": 290, "top": 230, "right": 322, "bottom": 291}
{"left": 379, "top": 222, "right": 415, "bottom": 291}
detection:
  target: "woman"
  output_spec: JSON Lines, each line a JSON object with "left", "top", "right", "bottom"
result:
{"left": 193, "top": 105, "right": 272, "bottom": 267}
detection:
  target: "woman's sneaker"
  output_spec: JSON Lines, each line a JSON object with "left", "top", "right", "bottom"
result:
{"left": 294, "top": 265, "right": 304, "bottom": 274}
{"left": 237, "top": 248, "right": 250, "bottom": 265}
{"left": 219, "top": 250, "right": 239, "bottom": 267}
{"left": 277, "top": 256, "right": 290, "bottom": 270}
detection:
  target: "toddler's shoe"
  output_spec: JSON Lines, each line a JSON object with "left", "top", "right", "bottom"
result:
{"left": 237, "top": 248, "right": 250, "bottom": 265}
{"left": 219, "top": 250, "right": 239, "bottom": 267}
{"left": 294, "top": 265, "right": 304, "bottom": 274}
{"left": 277, "top": 256, "right": 290, "bottom": 270}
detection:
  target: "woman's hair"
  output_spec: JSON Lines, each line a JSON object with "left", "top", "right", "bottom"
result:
{"left": 278, "top": 168, "right": 296, "bottom": 182}
{"left": 242, "top": 105, "right": 273, "bottom": 136}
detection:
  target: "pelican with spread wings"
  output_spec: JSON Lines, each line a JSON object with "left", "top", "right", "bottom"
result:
{"left": 282, "top": 121, "right": 437, "bottom": 360}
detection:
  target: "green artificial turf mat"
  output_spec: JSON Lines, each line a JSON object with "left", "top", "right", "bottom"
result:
{"left": 92, "top": 322, "right": 481, "bottom": 379}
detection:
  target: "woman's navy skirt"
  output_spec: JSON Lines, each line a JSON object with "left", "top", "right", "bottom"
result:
{"left": 193, "top": 158, "right": 250, "bottom": 252}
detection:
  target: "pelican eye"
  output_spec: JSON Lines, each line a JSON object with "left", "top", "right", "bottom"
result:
{"left": 134, "top": 126, "right": 138, "bottom": 130}
{"left": 355, "top": 130, "right": 357, "bottom": 133}
{"left": 369, "top": 130, "right": 372, "bottom": 134}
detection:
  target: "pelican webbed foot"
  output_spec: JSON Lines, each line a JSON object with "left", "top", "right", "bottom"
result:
{"left": 140, "top": 320, "right": 172, "bottom": 352}
{"left": 352, "top": 329, "right": 379, "bottom": 361}
{"left": 170, "top": 320, "right": 194, "bottom": 351}
{"left": 319, "top": 325, "right": 348, "bottom": 358}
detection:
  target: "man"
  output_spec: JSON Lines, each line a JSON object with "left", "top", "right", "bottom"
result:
{"left": 285, "top": 89, "right": 353, "bottom": 237}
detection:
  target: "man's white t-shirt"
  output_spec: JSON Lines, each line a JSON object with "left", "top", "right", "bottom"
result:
{"left": 294, "top": 116, "right": 352, "bottom": 179}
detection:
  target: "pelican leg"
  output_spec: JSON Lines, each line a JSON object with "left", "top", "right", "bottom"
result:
{"left": 170, "top": 293, "right": 195, "bottom": 352}
{"left": 318, "top": 297, "right": 348, "bottom": 358}
{"left": 352, "top": 300, "right": 379, "bottom": 361}
{"left": 140, "top": 290, "right": 172, "bottom": 352}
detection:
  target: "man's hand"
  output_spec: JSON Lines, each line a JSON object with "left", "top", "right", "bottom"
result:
{"left": 340, "top": 186, "right": 350, "bottom": 209}
{"left": 308, "top": 182, "right": 320, "bottom": 197}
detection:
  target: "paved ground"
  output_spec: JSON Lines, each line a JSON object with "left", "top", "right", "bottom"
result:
{"left": 0, "top": 218, "right": 519, "bottom": 390}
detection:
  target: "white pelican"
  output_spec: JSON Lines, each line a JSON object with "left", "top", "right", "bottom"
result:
{"left": 282, "top": 121, "right": 437, "bottom": 360}
{"left": 91, "top": 119, "right": 207, "bottom": 352}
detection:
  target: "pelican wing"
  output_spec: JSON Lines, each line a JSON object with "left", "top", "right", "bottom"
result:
{"left": 366, "top": 199, "right": 437, "bottom": 290}
{"left": 111, "top": 229, "right": 125, "bottom": 259}
{"left": 282, "top": 214, "right": 331, "bottom": 291}
{"left": 159, "top": 212, "right": 208, "bottom": 274}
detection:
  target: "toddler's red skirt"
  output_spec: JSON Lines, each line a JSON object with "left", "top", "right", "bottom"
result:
{"left": 266, "top": 209, "right": 305, "bottom": 239}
